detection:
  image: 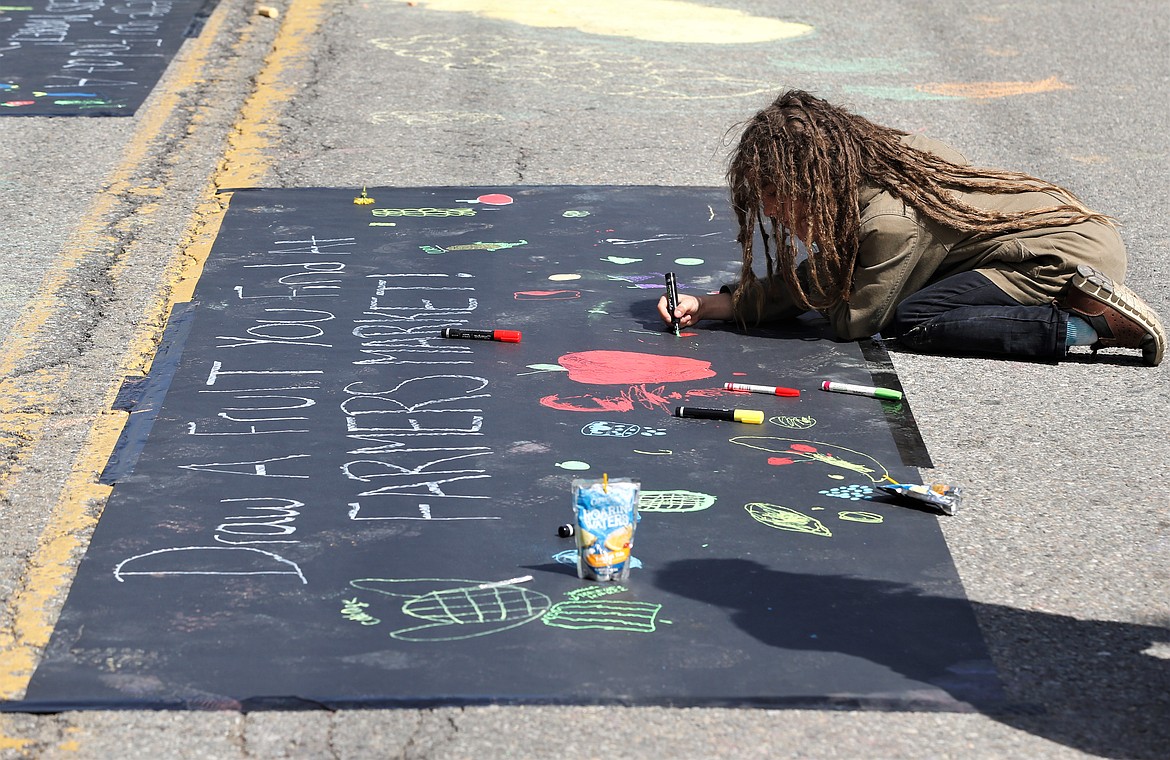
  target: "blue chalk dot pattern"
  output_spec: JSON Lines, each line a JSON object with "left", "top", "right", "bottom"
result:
{"left": 818, "top": 484, "right": 874, "bottom": 501}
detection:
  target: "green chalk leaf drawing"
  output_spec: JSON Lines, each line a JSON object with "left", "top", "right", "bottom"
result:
{"left": 638, "top": 489, "right": 716, "bottom": 513}
{"left": 744, "top": 503, "right": 832, "bottom": 537}
{"left": 542, "top": 600, "right": 664, "bottom": 633}
{"left": 348, "top": 578, "right": 552, "bottom": 641}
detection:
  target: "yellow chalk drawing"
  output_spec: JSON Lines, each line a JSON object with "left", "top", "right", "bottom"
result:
{"left": 386, "top": 0, "right": 813, "bottom": 44}
{"left": 745, "top": 503, "right": 832, "bottom": 537}
{"left": 542, "top": 599, "right": 664, "bottom": 633}
{"left": 917, "top": 76, "right": 1072, "bottom": 99}
{"left": 769, "top": 415, "right": 816, "bottom": 430}
{"left": 838, "top": 511, "right": 884, "bottom": 524}
{"left": 638, "top": 489, "right": 715, "bottom": 513}
{"left": 371, "top": 207, "right": 476, "bottom": 217}
{"left": 340, "top": 597, "right": 381, "bottom": 626}
{"left": 375, "top": 34, "right": 780, "bottom": 101}
{"left": 730, "top": 437, "right": 891, "bottom": 483}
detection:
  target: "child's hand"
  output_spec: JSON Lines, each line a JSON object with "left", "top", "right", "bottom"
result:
{"left": 657, "top": 291, "right": 733, "bottom": 328}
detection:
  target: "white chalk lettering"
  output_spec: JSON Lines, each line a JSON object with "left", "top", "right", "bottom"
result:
{"left": 348, "top": 501, "right": 500, "bottom": 522}
{"left": 215, "top": 497, "right": 303, "bottom": 544}
{"left": 179, "top": 454, "right": 310, "bottom": 479}
{"left": 113, "top": 546, "right": 307, "bottom": 584}
{"left": 216, "top": 308, "right": 336, "bottom": 349}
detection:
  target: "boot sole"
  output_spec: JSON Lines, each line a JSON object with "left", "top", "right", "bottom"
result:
{"left": 1070, "top": 264, "right": 1166, "bottom": 366}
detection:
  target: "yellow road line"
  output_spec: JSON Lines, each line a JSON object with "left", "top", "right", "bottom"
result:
{"left": 0, "top": 0, "right": 330, "bottom": 699}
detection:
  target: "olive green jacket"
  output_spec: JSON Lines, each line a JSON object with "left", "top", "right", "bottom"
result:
{"left": 730, "top": 134, "right": 1127, "bottom": 340}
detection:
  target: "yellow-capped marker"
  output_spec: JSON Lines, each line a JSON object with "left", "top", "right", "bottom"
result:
{"left": 673, "top": 407, "right": 764, "bottom": 424}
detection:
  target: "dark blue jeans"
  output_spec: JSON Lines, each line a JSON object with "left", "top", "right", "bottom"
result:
{"left": 889, "top": 271, "right": 1067, "bottom": 359}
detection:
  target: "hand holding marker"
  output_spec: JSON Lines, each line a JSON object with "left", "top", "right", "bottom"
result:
{"left": 664, "top": 272, "right": 682, "bottom": 337}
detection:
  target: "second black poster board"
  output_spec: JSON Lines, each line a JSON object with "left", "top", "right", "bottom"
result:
{"left": 13, "top": 186, "right": 1003, "bottom": 711}
{"left": 0, "top": 0, "right": 216, "bottom": 116}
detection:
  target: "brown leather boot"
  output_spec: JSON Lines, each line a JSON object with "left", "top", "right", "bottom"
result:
{"left": 1062, "top": 265, "right": 1165, "bottom": 366}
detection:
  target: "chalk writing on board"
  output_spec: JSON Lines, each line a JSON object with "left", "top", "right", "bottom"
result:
{"left": 113, "top": 547, "right": 308, "bottom": 584}
{"left": 729, "top": 438, "right": 891, "bottom": 482}
{"left": 215, "top": 497, "right": 304, "bottom": 546}
{"left": 603, "top": 232, "right": 722, "bottom": 246}
{"left": 347, "top": 501, "right": 500, "bottom": 522}
{"left": 744, "top": 503, "right": 833, "bottom": 537}
{"left": 638, "top": 489, "right": 716, "bottom": 513}
{"left": 348, "top": 578, "right": 553, "bottom": 641}
{"left": 178, "top": 454, "right": 311, "bottom": 479}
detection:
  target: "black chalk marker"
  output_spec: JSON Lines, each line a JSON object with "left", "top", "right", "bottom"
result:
{"left": 441, "top": 327, "right": 522, "bottom": 343}
{"left": 674, "top": 406, "right": 764, "bottom": 424}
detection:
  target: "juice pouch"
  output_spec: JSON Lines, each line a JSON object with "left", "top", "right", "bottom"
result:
{"left": 572, "top": 477, "right": 640, "bottom": 582}
{"left": 878, "top": 481, "right": 962, "bottom": 516}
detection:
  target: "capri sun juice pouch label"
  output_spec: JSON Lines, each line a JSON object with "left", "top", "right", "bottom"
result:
{"left": 573, "top": 477, "right": 640, "bottom": 582}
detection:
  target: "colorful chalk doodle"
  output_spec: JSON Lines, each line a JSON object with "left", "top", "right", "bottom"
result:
{"left": 371, "top": 208, "right": 476, "bottom": 217}
{"left": 539, "top": 351, "right": 722, "bottom": 413}
{"left": 838, "top": 511, "right": 884, "bottom": 524}
{"left": 730, "top": 438, "right": 891, "bottom": 482}
{"left": 819, "top": 484, "right": 875, "bottom": 501}
{"left": 555, "top": 351, "right": 715, "bottom": 385}
{"left": 562, "top": 210, "right": 591, "bottom": 217}
{"left": 344, "top": 579, "right": 663, "bottom": 639}
{"left": 581, "top": 421, "right": 667, "bottom": 438}
{"left": 744, "top": 503, "right": 832, "bottom": 537}
{"left": 769, "top": 415, "right": 817, "bottom": 430}
{"left": 455, "top": 193, "right": 514, "bottom": 205}
{"left": 418, "top": 240, "right": 527, "bottom": 255}
{"left": 347, "top": 578, "right": 553, "bottom": 642}
{"left": 514, "top": 290, "right": 581, "bottom": 300}
{"left": 638, "top": 489, "right": 716, "bottom": 513}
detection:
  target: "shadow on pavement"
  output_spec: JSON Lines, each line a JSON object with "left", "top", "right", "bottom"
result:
{"left": 656, "top": 559, "right": 1170, "bottom": 760}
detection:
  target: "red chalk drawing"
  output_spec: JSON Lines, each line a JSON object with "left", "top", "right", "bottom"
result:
{"left": 556, "top": 350, "right": 716, "bottom": 385}
{"left": 767, "top": 457, "right": 796, "bottom": 466}
{"left": 478, "top": 193, "right": 514, "bottom": 205}
{"left": 514, "top": 290, "right": 582, "bottom": 300}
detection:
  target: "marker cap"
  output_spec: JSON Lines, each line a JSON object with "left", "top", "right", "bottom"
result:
{"left": 494, "top": 330, "right": 522, "bottom": 343}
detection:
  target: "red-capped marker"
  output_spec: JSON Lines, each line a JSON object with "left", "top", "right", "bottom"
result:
{"left": 724, "top": 382, "right": 800, "bottom": 397}
{"left": 441, "top": 327, "right": 522, "bottom": 343}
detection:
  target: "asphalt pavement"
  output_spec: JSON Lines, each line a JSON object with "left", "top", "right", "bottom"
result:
{"left": 1, "top": 1, "right": 1167, "bottom": 757}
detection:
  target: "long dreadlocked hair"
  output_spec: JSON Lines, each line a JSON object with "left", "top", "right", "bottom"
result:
{"left": 726, "top": 90, "right": 1114, "bottom": 314}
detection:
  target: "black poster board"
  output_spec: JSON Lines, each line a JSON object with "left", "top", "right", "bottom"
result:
{"left": 13, "top": 186, "right": 1003, "bottom": 711}
{"left": 0, "top": 0, "right": 216, "bottom": 116}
